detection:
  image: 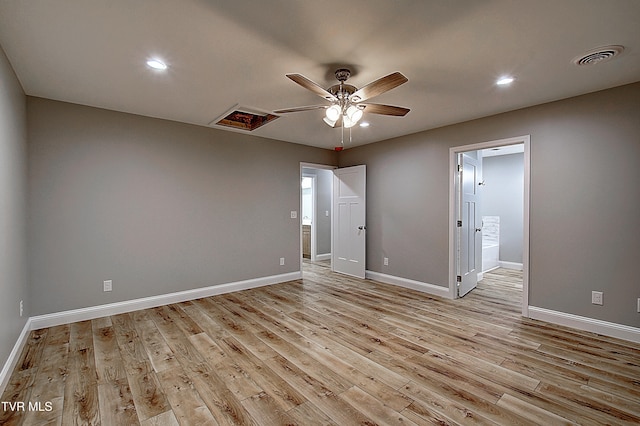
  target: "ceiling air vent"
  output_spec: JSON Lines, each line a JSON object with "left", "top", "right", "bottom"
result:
{"left": 573, "top": 45, "right": 624, "bottom": 66}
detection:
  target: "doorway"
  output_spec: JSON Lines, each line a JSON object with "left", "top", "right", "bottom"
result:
{"left": 301, "top": 175, "right": 315, "bottom": 260}
{"left": 300, "top": 164, "right": 335, "bottom": 272}
{"left": 449, "top": 135, "right": 530, "bottom": 316}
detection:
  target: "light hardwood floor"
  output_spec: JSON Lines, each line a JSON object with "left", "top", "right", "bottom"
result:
{"left": 2, "top": 264, "right": 640, "bottom": 425}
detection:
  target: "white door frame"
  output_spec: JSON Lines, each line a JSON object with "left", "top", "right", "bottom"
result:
{"left": 448, "top": 135, "right": 531, "bottom": 317}
{"left": 300, "top": 162, "right": 336, "bottom": 272}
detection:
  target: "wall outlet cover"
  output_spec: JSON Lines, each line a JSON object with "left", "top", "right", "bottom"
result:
{"left": 591, "top": 291, "right": 603, "bottom": 305}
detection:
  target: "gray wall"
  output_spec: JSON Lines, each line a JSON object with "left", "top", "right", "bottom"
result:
{"left": 28, "top": 98, "right": 337, "bottom": 315}
{"left": 340, "top": 82, "right": 640, "bottom": 328}
{"left": 482, "top": 152, "right": 524, "bottom": 264}
{"left": 0, "top": 45, "right": 28, "bottom": 368}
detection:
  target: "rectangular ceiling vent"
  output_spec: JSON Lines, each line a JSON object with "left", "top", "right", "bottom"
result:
{"left": 209, "top": 105, "right": 279, "bottom": 132}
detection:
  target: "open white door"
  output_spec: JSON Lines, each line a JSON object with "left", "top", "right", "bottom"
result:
{"left": 457, "top": 152, "right": 482, "bottom": 296}
{"left": 332, "top": 165, "right": 366, "bottom": 278}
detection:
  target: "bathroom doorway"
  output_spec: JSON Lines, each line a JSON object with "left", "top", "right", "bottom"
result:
{"left": 449, "top": 136, "right": 530, "bottom": 316}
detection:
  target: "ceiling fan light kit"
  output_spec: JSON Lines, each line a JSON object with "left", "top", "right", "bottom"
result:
{"left": 325, "top": 104, "right": 341, "bottom": 121}
{"left": 345, "top": 105, "right": 363, "bottom": 125}
{"left": 274, "top": 67, "right": 410, "bottom": 146}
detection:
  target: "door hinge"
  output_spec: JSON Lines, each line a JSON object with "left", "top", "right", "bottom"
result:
{"left": 456, "top": 275, "right": 462, "bottom": 283}
{"left": 457, "top": 164, "right": 462, "bottom": 172}
{"left": 457, "top": 220, "right": 462, "bottom": 227}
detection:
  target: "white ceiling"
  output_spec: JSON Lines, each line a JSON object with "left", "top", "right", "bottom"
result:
{"left": 1, "top": 0, "right": 639, "bottom": 150}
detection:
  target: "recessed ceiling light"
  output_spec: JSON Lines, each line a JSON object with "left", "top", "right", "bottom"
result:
{"left": 496, "top": 76, "right": 515, "bottom": 86}
{"left": 146, "top": 59, "right": 167, "bottom": 70}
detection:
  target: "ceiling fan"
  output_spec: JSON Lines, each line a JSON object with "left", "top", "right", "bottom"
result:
{"left": 274, "top": 68, "right": 410, "bottom": 129}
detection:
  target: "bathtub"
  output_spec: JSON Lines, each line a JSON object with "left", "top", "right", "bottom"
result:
{"left": 482, "top": 243, "right": 499, "bottom": 272}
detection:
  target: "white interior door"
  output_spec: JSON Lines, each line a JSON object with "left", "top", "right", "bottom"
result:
{"left": 332, "top": 165, "right": 366, "bottom": 278}
{"left": 457, "top": 152, "right": 482, "bottom": 297}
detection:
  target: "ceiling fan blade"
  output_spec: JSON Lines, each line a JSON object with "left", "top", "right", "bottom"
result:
{"left": 286, "top": 74, "right": 337, "bottom": 101}
{"left": 350, "top": 72, "right": 408, "bottom": 102}
{"left": 360, "top": 103, "right": 410, "bottom": 116}
{"left": 274, "top": 105, "right": 328, "bottom": 114}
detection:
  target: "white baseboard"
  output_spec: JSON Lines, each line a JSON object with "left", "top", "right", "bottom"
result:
{"left": 315, "top": 253, "right": 331, "bottom": 261}
{"left": 29, "top": 271, "right": 301, "bottom": 330}
{"left": 366, "top": 270, "right": 452, "bottom": 299}
{"left": 499, "top": 261, "right": 523, "bottom": 270}
{"left": 528, "top": 306, "right": 640, "bottom": 344}
{"left": 0, "top": 318, "right": 33, "bottom": 396}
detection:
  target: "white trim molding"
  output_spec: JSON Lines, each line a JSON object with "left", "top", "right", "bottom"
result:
{"left": 315, "top": 253, "right": 331, "bottom": 261}
{"left": 499, "top": 261, "right": 523, "bottom": 271}
{"left": 528, "top": 306, "right": 640, "bottom": 344}
{"left": 29, "top": 272, "right": 301, "bottom": 330}
{"left": 0, "top": 319, "right": 33, "bottom": 395}
{"left": 366, "top": 270, "right": 452, "bottom": 299}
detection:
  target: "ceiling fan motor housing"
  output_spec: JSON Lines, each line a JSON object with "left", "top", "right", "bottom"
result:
{"left": 328, "top": 84, "right": 356, "bottom": 98}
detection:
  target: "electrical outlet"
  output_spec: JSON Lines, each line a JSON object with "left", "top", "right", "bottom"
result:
{"left": 280, "top": 257, "right": 285, "bottom": 266}
{"left": 383, "top": 257, "right": 389, "bottom": 266}
{"left": 19, "top": 300, "right": 23, "bottom": 317}
{"left": 591, "top": 291, "right": 603, "bottom": 305}
{"left": 103, "top": 280, "right": 113, "bottom": 292}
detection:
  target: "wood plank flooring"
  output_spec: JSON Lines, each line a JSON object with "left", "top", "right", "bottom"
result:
{"left": 2, "top": 264, "right": 639, "bottom": 425}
